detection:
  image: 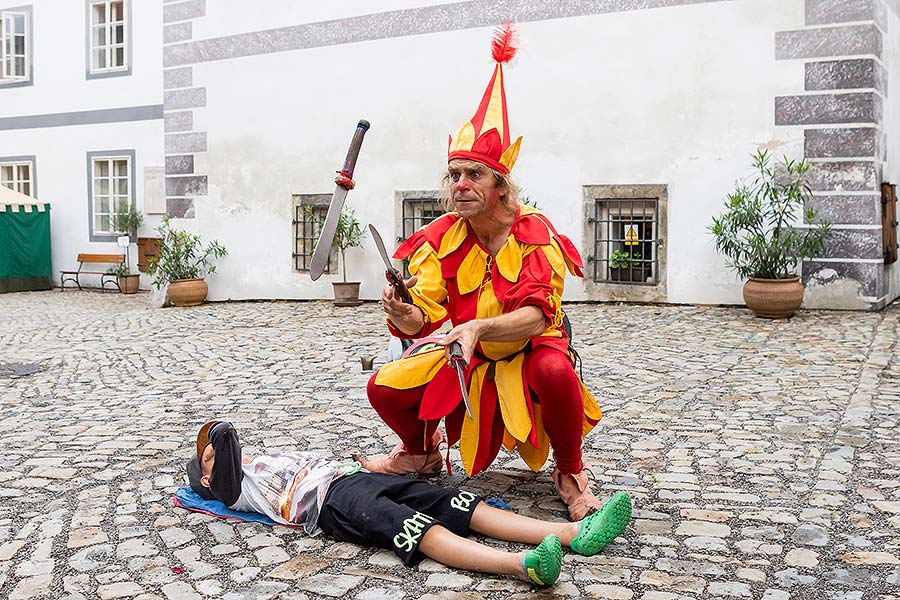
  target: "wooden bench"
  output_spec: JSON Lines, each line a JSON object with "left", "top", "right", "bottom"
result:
{"left": 60, "top": 254, "right": 125, "bottom": 291}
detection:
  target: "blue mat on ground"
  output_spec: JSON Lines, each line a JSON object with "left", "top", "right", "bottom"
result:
{"left": 173, "top": 485, "right": 512, "bottom": 525}
{"left": 173, "top": 486, "right": 290, "bottom": 526}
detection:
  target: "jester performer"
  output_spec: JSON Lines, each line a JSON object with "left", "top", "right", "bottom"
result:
{"left": 356, "top": 23, "right": 613, "bottom": 521}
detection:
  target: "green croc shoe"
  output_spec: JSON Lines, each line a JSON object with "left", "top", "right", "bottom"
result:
{"left": 570, "top": 491, "right": 632, "bottom": 556}
{"left": 522, "top": 534, "right": 562, "bottom": 586}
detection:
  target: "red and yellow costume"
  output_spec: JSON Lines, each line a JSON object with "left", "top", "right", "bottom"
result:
{"left": 369, "top": 207, "right": 601, "bottom": 476}
{"left": 367, "top": 23, "right": 602, "bottom": 482}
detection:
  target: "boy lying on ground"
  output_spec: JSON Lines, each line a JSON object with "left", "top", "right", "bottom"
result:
{"left": 185, "top": 420, "right": 632, "bottom": 586}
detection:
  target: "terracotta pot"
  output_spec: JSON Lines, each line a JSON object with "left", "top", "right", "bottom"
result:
{"left": 332, "top": 281, "right": 362, "bottom": 307}
{"left": 118, "top": 274, "right": 140, "bottom": 294}
{"left": 168, "top": 278, "right": 208, "bottom": 307}
{"left": 742, "top": 277, "right": 804, "bottom": 319}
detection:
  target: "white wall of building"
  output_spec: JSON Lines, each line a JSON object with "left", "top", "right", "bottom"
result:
{"left": 183, "top": 0, "right": 805, "bottom": 303}
{"left": 0, "top": 0, "right": 164, "bottom": 284}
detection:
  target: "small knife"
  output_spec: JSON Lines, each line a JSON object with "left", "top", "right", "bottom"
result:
{"left": 369, "top": 224, "right": 474, "bottom": 419}
{"left": 449, "top": 341, "right": 474, "bottom": 419}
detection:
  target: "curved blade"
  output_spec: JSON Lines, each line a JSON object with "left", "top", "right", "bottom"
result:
{"left": 368, "top": 224, "right": 394, "bottom": 271}
{"left": 309, "top": 186, "right": 348, "bottom": 281}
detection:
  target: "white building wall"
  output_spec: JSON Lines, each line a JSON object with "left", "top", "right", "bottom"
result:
{"left": 0, "top": 0, "right": 164, "bottom": 285}
{"left": 179, "top": 0, "right": 806, "bottom": 303}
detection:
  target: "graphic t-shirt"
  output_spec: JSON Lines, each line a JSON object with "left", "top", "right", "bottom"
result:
{"left": 228, "top": 452, "right": 361, "bottom": 535}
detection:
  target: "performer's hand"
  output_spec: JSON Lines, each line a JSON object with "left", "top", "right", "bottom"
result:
{"left": 382, "top": 276, "right": 423, "bottom": 334}
{"left": 439, "top": 320, "right": 482, "bottom": 366}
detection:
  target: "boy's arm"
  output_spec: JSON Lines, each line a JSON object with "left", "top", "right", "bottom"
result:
{"left": 208, "top": 422, "right": 244, "bottom": 506}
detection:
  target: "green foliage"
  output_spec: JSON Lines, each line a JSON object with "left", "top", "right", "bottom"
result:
{"left": 520, "top": 196, "right": 539, "bottom": 209}
{"left": 147, "top": 216, "right": 227, "bottom": 288}
{"left": 610, "top": 249, "right": 641, "bottom": 269}
{"left": 111, "top": 204, "right": 144, "bottom": 238}
{"left": 311, "top": 207, "right": 367, "bottom": 283}
{"left": 106, "top": 263, "right": 130, "bottom": 277}
{"left": 709, "top": 150, "right": 830, "bottom": 279}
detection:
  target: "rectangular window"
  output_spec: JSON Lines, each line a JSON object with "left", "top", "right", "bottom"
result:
{"left": 292, "top": 194, "right": 335, "bottom": 273}
{"left": 90, "top": 0, "right": 127, "bottom": 73}
{"left": 0, "top": 10, "right": 29, "bottom": 84}
{"left": 401, "top": 197, "right": 444, "bottom": 242}
{"left": 0, "top": 160, "right": 33, "bottom": 196}
{"left": 399, "top": 193, "right": 444, "bottom": 276}
{"left": 590, "top": 198, "right": 659, "bottom": 285}
{"left": 92, "top": 156, "right": 131, "bottom": 235}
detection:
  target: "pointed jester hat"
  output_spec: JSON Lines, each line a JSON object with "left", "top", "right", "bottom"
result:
{"left": 447, "top": 22, "right": 522, "bottom": 174}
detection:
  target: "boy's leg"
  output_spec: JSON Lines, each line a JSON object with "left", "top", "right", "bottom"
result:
{"left": 418, "top": 526, "right": 562, "bottom": 586}
{"left": 469, "top": 501, "right": 578, "bottom": 545}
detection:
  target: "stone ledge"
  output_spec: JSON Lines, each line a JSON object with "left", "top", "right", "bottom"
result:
{"left": 803, "top": 259, "right": 883, "bottom": 298}
{"left": 166, "top": 197, "right": 195, "bottom": 219}
{"left": 805, "top": 128, "right": 877, "bottom": 158}
{"left": 805, "top": 194, "right": 881, "bottom": 225}
{"left": 813, "top": 228, "right": 883, "bottom": 259}
{"left": 165, "top": 155, "right": 194, "bottom": 175}
{"left": 163, "top": 22, "right": 192, "bottom": 45}
{"left": 163, "top": 67, "right": 193, "bottom": 90}
{"left": 805, "top": 0, "right": 887, "bottom": 29}
{"left": 163, "top": 111, "right": 193, "bottom": 133}
{"left": 776, "top": 24, "right": 881, "bottom": 60}
{"left": 163, "top": 88, "right": 206, "bottom": 111}
{"left": 805, "top": 59, "right": 887, "bottom": 94}
{"left": 776, "top": 92, "right": 881, "bottom": 126}
{"left": 165, "top": 175, "right": 208, "bottom": 197}
{"left": 165, "top": 132, "right": 206, "bottom": 154}
{"left": 163, "top": 0, "right": 205, "bottom": 24}
{"left": 808, "top": 161, "right": 879, "bottom": 192}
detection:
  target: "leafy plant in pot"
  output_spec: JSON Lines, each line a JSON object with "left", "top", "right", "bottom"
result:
{"left": 110, "top": 205, "right": 144, "bottom": 294}
{"left": 709, "top": 150, "right": 830, "bottom": 318}
{"left": 609, "top": 249, "right": 649, "bottom": 283}
{"left": 147, "top": 216, "right": 227, "bottom": 307}
{"left": 326, "top": 207, "right": 367, "bottom": 306}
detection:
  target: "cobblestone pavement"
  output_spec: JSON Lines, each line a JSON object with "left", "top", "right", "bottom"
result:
{"left": 1, "top": 291, "right": 899, "bottom": 600}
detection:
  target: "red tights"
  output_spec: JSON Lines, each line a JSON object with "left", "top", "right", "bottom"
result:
{"left": 367, "top": 345, "right": 585, "bottom": 474}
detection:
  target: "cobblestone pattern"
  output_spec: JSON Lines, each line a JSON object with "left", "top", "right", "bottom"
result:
{"left": 0, "top": 292, "right": 899, "bottom": 599}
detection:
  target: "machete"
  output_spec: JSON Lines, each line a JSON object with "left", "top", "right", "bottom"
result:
{"left": 309, "top": 119, "right": 370, "bottom": 281}
{"left": 369, "top": 224, "right": 474, "bottom": 419}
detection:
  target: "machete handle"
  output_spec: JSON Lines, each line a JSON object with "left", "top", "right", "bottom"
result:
{"left": 338, "top": 120, "right": 370, "bottom": 179}
{"left": 449, "top": 341, "right": 467, "bottom": 368}
{"left": 387, "top": 268, "right": 413, "bottom": 305}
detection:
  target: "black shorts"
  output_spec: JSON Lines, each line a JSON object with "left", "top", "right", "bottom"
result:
{"left": 317, "top": 472, "right": 482, "bottom": 566}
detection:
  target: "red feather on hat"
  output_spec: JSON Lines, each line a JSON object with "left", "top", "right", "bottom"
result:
{"left": 490, "top": 21, "right": 518, "bottom": 64}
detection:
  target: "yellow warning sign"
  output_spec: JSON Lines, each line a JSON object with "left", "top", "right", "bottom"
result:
{"left": 625, "top": 225, "right": 639, "bottom": 246}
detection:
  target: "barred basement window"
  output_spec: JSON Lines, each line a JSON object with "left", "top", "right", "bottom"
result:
{"left": 589, "top": 198, "right": 659, "bottom": 285}
{"left": 292, "top": 194, "right": 334, "bottom": 273}
{"left": 397, "top": 191, "right": 444, "bottom": 276}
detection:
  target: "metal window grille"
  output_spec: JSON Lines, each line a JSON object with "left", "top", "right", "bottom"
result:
{"left": 401, "top": 198, "right": 444, "bottom": 241}
{"left": 292, "top": 201, "right": 332, "bottom": 273}
{"left": 589, "top": 198, "right": 659, "bottom": 285}
{"left": 400, "top": 197, "right": 444, "bottom": 276}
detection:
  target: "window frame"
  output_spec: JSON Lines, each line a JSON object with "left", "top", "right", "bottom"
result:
{"left": 582, "top": 184, "right": 668, "bottom": 302}
{"left": 87, "top": 150, "right": 135, "bottom": 242}
{"left": 395, "top": 190, "right": 445, "bottom": 276}
{"left": 0, "top": 6, "right": 32, "bottom": 88}
{"left": 86, "top": 0, "right": 131, "bottom": 79}
{"left": 0, "top": 155, "right": 36, "bottom": 197}
{"left": 292, "top": 194, "right": 336, "bottom": 274}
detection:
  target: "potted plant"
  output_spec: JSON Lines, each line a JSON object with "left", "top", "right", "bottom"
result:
{"left": 609, "top": 249, "right": 650, "bottom": 283}
{"left": 329, "top": 207, "right": 367, "bottom": 306}
{"left": 106, "top": 262, "right": 140, "bottom": 294}
{"left": 111, "top": 204, "right": 144, "bottom": 293}
{"left": 147, "top": 216, "right": 227, "bottom": 307}
{"left": 709, "top": 150, "right": 830, "bottom": 318}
